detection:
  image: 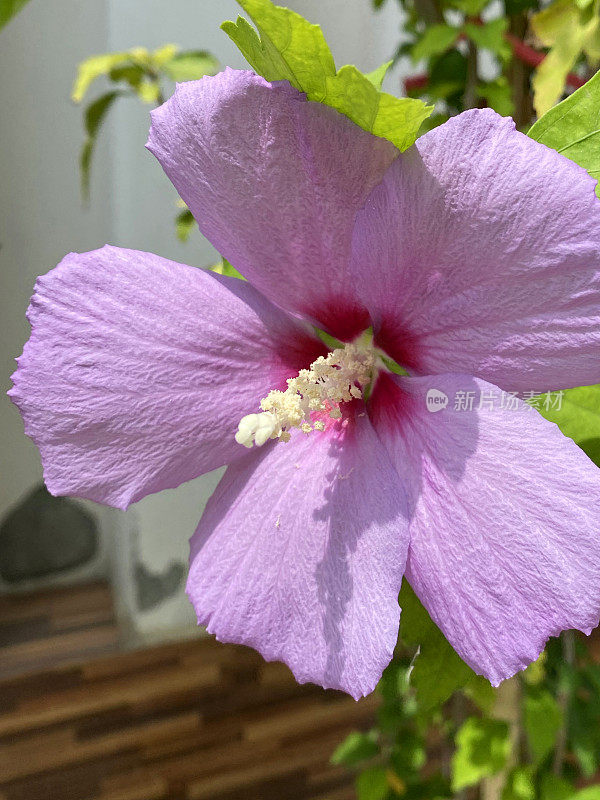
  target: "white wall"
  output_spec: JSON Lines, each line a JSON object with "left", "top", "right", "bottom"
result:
{"left": 0, "top": 0, "right": 408, "bottom": 639}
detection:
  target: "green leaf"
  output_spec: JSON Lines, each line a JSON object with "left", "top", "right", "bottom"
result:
{"left": 210, "top": 257, "right": 244, "bottom": 279}
{"left": 427, "top": 49, "right": 467, "bottom": 105}
{"left": 224, "top": 0, "right": 432, "bottom": 151}
{"left": 522, "top": 651, "right": 547, "bottom": 686}
{"left": 452, "top": 717, "right": 511, "bottom": 791}
{"left": 223, "top": 0, "right": 336, "bottom": 99}
{"left": 502, "top": 766, "right": 536, "bottom": 800}
{"left": 411, "top": 24, "right": 458, "bottom": 63}
{"left": 175, "top": 208, "right": 196, "bottom": 242}
{"left": 573, "top": 788, "right": 600, "bottom": 800}
{"left": 356, "top": 766, "right": 389, "bottom": 800}
{"left": 108, "top": 63, "right": 145, "bottom": 90}
{"left": 365, "top": 60, "right": 392, "bottom": 89}
{"left": 80, "top": 90, "right": 121, "bottom": 200}
{"left": 476, "top": 77, "right": 514, "bottom": 116}
{"left": 331, "top": 730, "right": 380, "bottom": 766}
{"left": 540, "top": 774, "right": 576, "bottom": 800}
{"left": 150, "top": 43, "right": 179, "bottom": 67}
{"left": 135, "top": 81, "right": 161, "bottom": 103}
{"left": 0, "top": 0, "right": 31, "bottom": 30}
{"left": 573, "top": 739, "right": 598, "bottom": 778}
{"left": 523, "top": 688, "right": 563, "bottom": 763}
{"left": 162, "top": 50, "right": 219, "bottom": 82}
{"left": 528, "top": 69, "right": 600, "bottom": 197}
{"left": 399, "top": 581, "right": 476, "bottom": 711}
{"left": 449, "top": 0, "right": 489, "bottom": 13}
{"left": 533, "top": 385, "right": 600, "bottom": 467}
{"left": 323, "top": 65, "right": 432, "bottom": 152}
{"left": 530, "top": 0, "right": 596, "bottom": 115}
{"left": 463, "top": 18, "right": 510, "bottom": 59}
{"left": 72, "top": 52, "right": 134, "bottom": 102}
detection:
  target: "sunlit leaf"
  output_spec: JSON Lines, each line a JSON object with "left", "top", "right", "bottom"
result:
{"left": 151, "top": 43, "right": 179, "bottom": 67}
{"left": 72, "top": 52, "right": 133, "bottom": 102}
{"left": 502, "top": 767, "right": 536, "bottom": 800}
{"left": 365, "top": 60, "right": 392, "bottom": 89}
{"left": 534, "top": 385, "right": 600, "bottom": 467}
{"left": 135, "top": 80, "right": 161, "bottom": 103}
{"left": 210, "top": 257, "right": 245, "bottom": 279}
{"left": 528, "top": 69, "right": 600, "bottom": 197}
{"left": 452, "top": 717, "right": 511, "bottom": 791}
{"left": 323, "top": 65, "right": 432, "bottom": 151}
{"left": 573, "top": 788, "right": 600, "bottom": 800}
{"left": 530, "top": 0, "right": 598, "bottom": 115}
{"left": 223, "top": 0, "right": 336, "bottom": 99}
{"left": 224, "top": 0, "right": 432, "bottom": 151}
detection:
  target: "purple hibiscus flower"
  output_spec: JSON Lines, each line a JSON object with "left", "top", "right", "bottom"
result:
{"left": 10, "top": 68, "right": 600, "bottom": 699}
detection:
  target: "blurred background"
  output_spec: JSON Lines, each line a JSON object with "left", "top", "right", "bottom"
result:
{"left": 1, "top": 0, "right": 599, "bottom": 798}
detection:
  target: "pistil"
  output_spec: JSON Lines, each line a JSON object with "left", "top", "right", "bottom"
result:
{"left": 235, "top": 342, "right": 376, "bottom": 448}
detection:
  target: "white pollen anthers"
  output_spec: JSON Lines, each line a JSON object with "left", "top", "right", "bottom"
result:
{"left": 235, "top": 343, "right": 375, "bottom": 448}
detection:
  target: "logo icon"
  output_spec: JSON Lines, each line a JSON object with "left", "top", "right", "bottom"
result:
{"left": 426, "top": 388, "right": 448, "bottom": 413}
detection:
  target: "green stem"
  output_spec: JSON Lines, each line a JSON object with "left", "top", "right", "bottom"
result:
{"left": 463, "top": 38, "right": 478, "bottom": 110}
{"left": 552, "top": 631, "right": 575, "bottom": 776}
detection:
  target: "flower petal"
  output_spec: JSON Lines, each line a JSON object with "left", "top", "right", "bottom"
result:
{"left": 9, "top": 246, "right": 325, "bottom": 510}
{"left": 147, "top": 68, "right": 397, "bottom": 340}
{"left": 187, "top": 409, "right": 409, "bottom": 699}
{"left": 351, "top": 109, "right": 600, "bottom": 392}
{"left": 369, "top": 371, "right": 600, "bottom": 685}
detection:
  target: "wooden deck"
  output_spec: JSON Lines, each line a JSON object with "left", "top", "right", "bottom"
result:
{"left": 0, "top": 582, "right": 375, "bottom": 799}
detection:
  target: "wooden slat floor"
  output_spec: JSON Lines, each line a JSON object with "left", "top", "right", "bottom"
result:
{"left": 0, "top": 582, "right": 375, "bottom": 799}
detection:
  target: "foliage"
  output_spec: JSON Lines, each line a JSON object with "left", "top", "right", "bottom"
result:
{"left": 223, "top": 0, "right": 432, "bottom": 151}
{"left": 530, "top": 0, "right": 600, "bottom": 116}
{"left": 372, "top": 0, "right": 522, "bottom": 125}
{"left": 73, "top": 45, "right": 218, "bottom": 200}
{"left": 372, "top": 0, "right": 598, "bottom": 130}
{"left": 339, "top": 630, "right": 600, "bottom": 800}
{"left": 0, "top": 0, "right": 31, "bottom": 31}
{"left": 452, "top": 717, "right": 511, "bottom": 790}
{"left": 528, "top": 68, "right": 600, "bottom": 198}
{"left": 209, "top": 258, "right": 244, "bottom": 280}
{"left": 535, "top": 385, "right": 600, "bottom": 468}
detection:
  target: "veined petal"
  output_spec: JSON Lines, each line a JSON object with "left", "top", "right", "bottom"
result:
{"left": 187, "top": 408, "right": 409, "bottom": 699}
{"left": 351, "top": 109, "right": 600, "bottom": 392}
{"left": 369, "top": 372, "right": 600, "bottom": 685}
{"left": 147, "top": 68, "right": 398, "bottom": 340}
{"left": 9, "top": 246, "right": 325, "bottom": 510}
